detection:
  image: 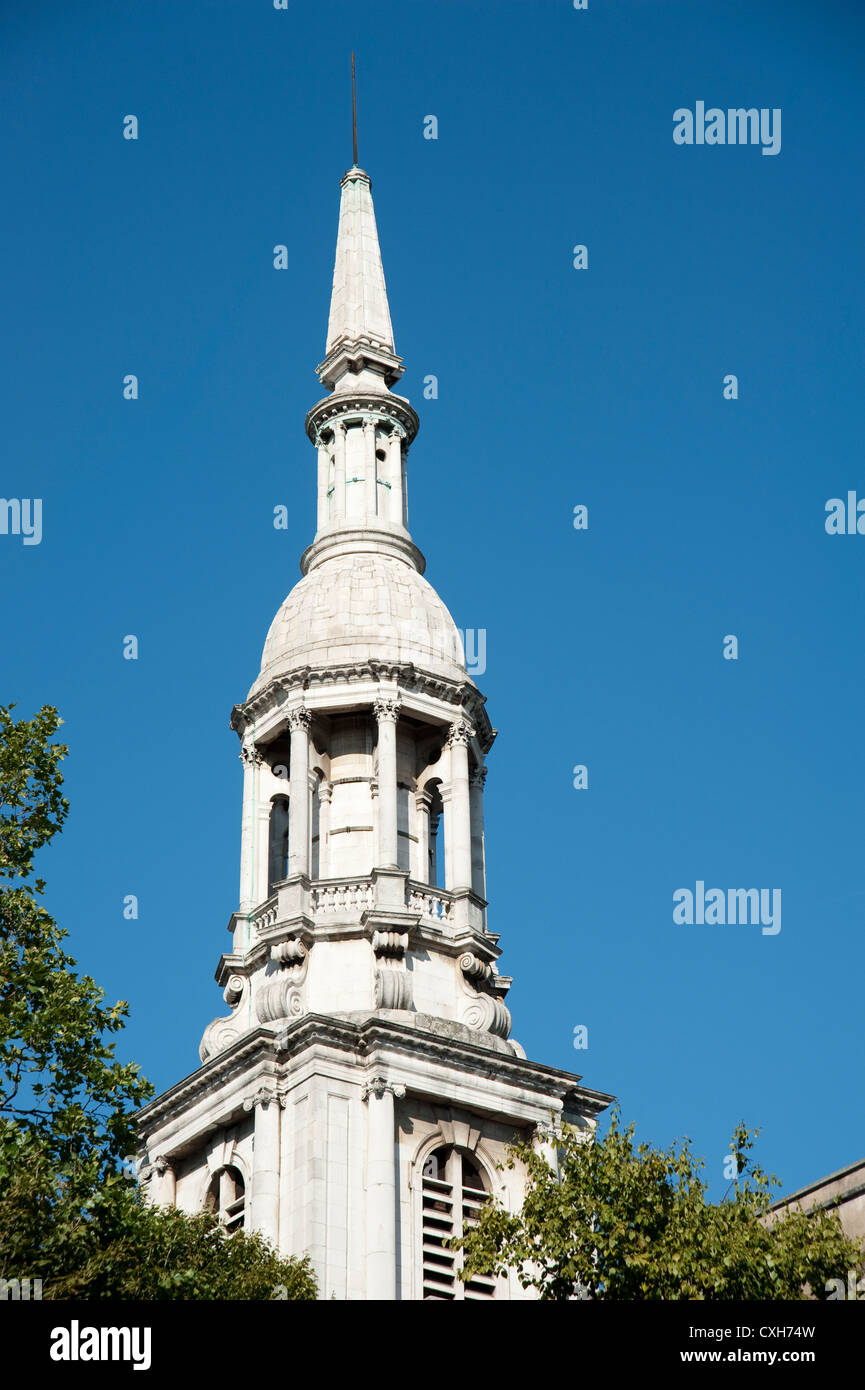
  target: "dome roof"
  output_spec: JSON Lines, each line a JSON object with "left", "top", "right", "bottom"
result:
{"left": 251, "top": 552, "right": 468, "bottom": 695}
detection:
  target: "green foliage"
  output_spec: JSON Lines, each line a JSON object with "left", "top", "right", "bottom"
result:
{"left": 455, "top": 1109, "right": 863, "bottom": 1300}
{"left": 0, "top": 704, "right": 317, "bottom": 1301}
{"left": 0, "top": 704, "right": 152, "bottom": 1171}
{"left": 0, "top": 1135, "right": 316, "bottom": 1299}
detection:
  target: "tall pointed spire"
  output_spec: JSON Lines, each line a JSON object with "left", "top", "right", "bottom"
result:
{"left": 322, "top": 167, "right": 398, "bottom": 380}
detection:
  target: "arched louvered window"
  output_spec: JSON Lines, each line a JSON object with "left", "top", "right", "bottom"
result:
{"left": 204, "top": 1165, "right": 246, "bottom": 1234}
{"left": 420, "top": 1146, "right": 496, "bottom": 1300}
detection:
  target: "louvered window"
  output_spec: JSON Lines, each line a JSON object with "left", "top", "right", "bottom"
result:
{"left": 204, "top": 1165, "right": 246, "bottom": 1234}
{"left": 420, "top": 1146, "right": 496, "bottom": 1300}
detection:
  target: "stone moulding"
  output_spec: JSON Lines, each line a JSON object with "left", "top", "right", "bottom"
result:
{"left": 229, "top": 663, "right": 496, "bottom": 754}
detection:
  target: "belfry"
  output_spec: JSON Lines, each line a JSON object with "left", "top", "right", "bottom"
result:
{"left": 138, "top": 148, "right": 611, "bottom": 1300}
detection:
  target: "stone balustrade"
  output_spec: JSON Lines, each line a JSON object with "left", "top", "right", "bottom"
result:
{"left": 311, "top": 877, "right": 376, "bottom": 915}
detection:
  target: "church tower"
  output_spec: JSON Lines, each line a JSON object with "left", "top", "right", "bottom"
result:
{"left": 138, "top": 156, "right": 611, "bottom": 1300}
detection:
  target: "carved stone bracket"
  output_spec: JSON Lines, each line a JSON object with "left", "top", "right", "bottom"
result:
{"left": 371, "top": 930, "right": 409, "bottom": 960}
{"left": 256, "top": 937, "right": 310, "bottom": 1025}
{"left": 459, "top": 952, "right": 492, "bottom": 984}
{"left": 223, "top": 973, "right": 245, "bottom": 1008}
{"left": 374, "top": 968, "right": 412, "bottom": 1010}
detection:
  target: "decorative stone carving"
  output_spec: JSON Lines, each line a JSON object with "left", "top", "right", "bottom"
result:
{"left": 271, "top": 938, "right": 308, "bottom": 968}
{"left": 287, "top": 707, "right": 312, "bottom": 733}
{"left": 462, "top": 993, "right": 511, "bottom": 1038}
{"left": 242, "top": 1086, "right": 286, "bottom": 1112}
{"left": 256, "top": 974, "right": 304, "bottom": 1023}
{"left": 371, "top": 930, "right": 409, "bottom": 959}
{"left": 447, "top": 717, "right": 474, "bottom": 748}
{"left": 256, "top": 936, "right": 310, "bottom": 1024}
{"left": 223, "top": 974, "right": 245, "bottom": 1007}
{"left": 374, "top": 968, "right": 412, "bottom": 1010}
{"left": 199, "top": 1015, "right": 242, "bottom": 1063}
{"left": 361, "top": 1076, "right": 406, "bottom": 1102}
{"left": 373, "top": 697, "right": 401, "bottom": 724}
{"left": 240, "top": 742, "right": 262, "bottom": 767}
{"left": 459, "top": 952, "right": 492, "bottom": 983}
{"left": 468, "top": 765, "right": 488, "bottom": 789}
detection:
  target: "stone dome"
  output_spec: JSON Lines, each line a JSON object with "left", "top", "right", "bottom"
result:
{"left": 251, "top": 551, "right": 468, "bottom": 694}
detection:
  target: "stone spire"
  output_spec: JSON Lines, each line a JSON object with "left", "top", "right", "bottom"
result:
{"left": 317, "top": 167, "right": 404, "bottom": 393}
{"left": 303, "top": 165, "right": 421, "bottom": 575}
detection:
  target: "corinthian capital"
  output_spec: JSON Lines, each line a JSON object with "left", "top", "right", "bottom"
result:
{"left": 373, "top": 697, "right": 401, "bottom": 724}
{"left": 362, "top": 1076, "right": 407, "bottom": 1102}
{"left": 447, "top": 718, "right": 475, "bottom": 748}
{"left": 287, "top": 707, "right": 312, "bottom": 733}
{"left": 240, "top": 742, "right": 263, "bottom": 767}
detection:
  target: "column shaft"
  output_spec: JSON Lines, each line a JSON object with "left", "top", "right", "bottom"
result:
{"left": 333, "top": 421, "right": 346, "bottom": 520}
{"left": 366, "top": 1087, "right": 396, "bottom": 1300}
{"left": 250, "top": 1098, "right": 281, "bottom": 1245}
{"left": 374, "top": 701, "right": 400, "bottom": 870}
{"left": 288, "top": 711, "right": 311, "bottom": 877}
{"left": 447, "top": 721, "right": 473, "bottom": 890}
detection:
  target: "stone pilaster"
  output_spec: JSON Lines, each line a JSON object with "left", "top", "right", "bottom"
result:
{"left": 362, "top": 1077, "right": 405, "bottom": 1300}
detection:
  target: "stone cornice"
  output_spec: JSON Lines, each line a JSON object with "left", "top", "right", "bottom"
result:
{"left": 230, "top": 664, "right": 496, "bottom": 753}
{"left": 137, "top": 1014, "right": 614, "bottom": 1139}
{"left": 305, "top": 390, "right": 418, "bottom": 446}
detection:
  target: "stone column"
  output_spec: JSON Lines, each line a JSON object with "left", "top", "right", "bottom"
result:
{"left": 288, "top": 708, "right": 312, "bottom": 877}
{"left": 469, "top": 764, "right": 487, "bottom": 898}
{"left": 333, "top": 420, "right": 346, "bottom": 520}
{"left": 363, "top": 418, "right": 377, "bottom": 518}
{"left": 244, "top": 1088, "right": 282, "bottom": 1245}
{"left": 316, "top": 437, "right": 331, "bottom": 529}
{"left": 238, "top": 742, "right": 261, "bottom": 915}
{"left": 318, "top": 781, "right": 332, "bottom": 879}
{"left": 388, "top": 427, "right": 404, "bottom": 525}
{"left": 414, "top": 788, "right": 432, "bottom": 883}
{"left": 363, "top": 1077, "right": 404, "bottom": 1301}
{"left": 373, "top": 699, "right": 401, "bottom": 870}
{"left": 446, "top": 719, "right": 474, "bottom": 890}
{"left": 153, "top": 1156, "right": 176, "bottom": 1208}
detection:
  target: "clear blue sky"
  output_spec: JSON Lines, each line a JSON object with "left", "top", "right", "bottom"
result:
{"left": 2, "top": 0, "right": 863, "bottom": 1201}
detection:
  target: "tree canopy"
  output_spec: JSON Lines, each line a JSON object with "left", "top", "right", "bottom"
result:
{"left": 456, "top": 1110, "right": 863, "bottom": 1300}
{"left": 0, "top": 704, "right": 315, "bottom": 1300}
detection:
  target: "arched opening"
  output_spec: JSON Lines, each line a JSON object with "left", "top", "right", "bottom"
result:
{"left": 268, "top": 795, "right": 289, "bottom": 893}
{"left": 420, "top": 1146, "right": 495, "bottom": 1300}
{"left": 427, "top": 782, "right": 444, "bottom": 888}
{"left": 204, "top": 1165, "right": 246, "bottom": 1234}
{"left": 311, "top": 770, "right": 324, "bottom": 879}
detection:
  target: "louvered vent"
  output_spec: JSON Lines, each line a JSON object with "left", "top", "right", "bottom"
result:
{"left": 421, "top": 1148, "right": 496, "bottom": 1300}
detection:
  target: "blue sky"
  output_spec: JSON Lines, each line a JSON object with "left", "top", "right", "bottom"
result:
{"left": 2, "top": 0, "right": 863, "bottom": 1201}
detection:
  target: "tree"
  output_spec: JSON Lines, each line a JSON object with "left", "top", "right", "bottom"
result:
{"left": 0, "top": 704, "right": 316, "bottom": 1300}
{"left": 455, "top": 1109, "right": 863, "bottom": 1300}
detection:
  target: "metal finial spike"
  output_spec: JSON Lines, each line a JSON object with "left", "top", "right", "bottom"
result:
{"left": 351, "top": 52, "right": 358, "bottom": 167}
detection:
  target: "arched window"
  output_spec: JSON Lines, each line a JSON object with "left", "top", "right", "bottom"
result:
{"left": 268, "top": 795, "right": 289, "bottom": 892}
{"left": 204, "top": 1165, "right": 246, "bottom": 1233}
{"left": 420, "top": 1146, "right": 495, "bottom": 1300}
